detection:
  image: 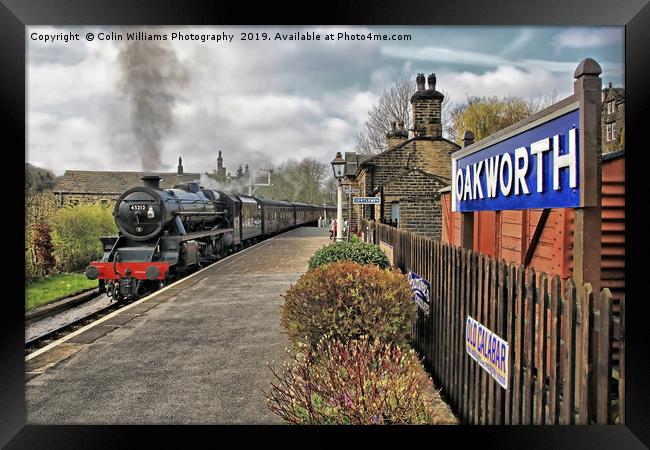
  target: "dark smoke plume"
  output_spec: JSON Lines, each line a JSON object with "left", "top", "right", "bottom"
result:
{"left": 118, "top": 37, "right": 188, "bottom": 171}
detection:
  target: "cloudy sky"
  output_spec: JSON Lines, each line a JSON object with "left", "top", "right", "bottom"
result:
{"left": 27, "top": 26, "right": 624, "bottom": 176}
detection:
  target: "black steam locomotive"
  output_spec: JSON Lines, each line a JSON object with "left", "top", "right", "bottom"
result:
{"left": 85, "top": 175, "right": 335, "bottom": 301}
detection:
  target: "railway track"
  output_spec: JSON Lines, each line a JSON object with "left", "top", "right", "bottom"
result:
{"left": 24, "top": 235, "right": 270, "bottom": 356}
{"left": 25, "top": 300, "right": 125, "bottom": 355}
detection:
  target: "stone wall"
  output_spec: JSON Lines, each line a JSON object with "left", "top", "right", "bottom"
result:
{"left": 56, "top": 192, "right": 119, "bottom": 207}
{"left": 399, "top": 196, "right": 443, "bottom": 240}
{"left": 356, "top": 137, "right": 457, "bottom": 224}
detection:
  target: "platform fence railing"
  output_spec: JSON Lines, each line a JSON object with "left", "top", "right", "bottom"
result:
{"left": 359, "top": 219, "right": 624, "bottom": 425}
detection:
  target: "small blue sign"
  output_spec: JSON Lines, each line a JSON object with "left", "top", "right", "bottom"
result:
{"left": 407, "top": 270, "right": 430, "bottom": 315}
{"left": 352, "top": 196, "right": 381, "bottom": 204}
{"left": 452, "top": 109, "right": 580, "bottom": 212}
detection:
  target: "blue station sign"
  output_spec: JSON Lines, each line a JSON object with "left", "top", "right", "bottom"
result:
{"left": 352, "top": 196, "right": 381, "bottom": 205}
{"left": 452, "top": 107, "right": 581, "bottom": 212}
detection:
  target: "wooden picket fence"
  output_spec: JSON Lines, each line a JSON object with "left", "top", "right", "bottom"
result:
{"left": 360, "top": 219, "right": 625, "bottom": 425}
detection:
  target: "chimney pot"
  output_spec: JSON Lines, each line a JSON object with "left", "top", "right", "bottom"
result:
{"left": 427, "top": 73, "right": 436, "bottom": 91}
{"left": 463, "top": 130, "right": 475, "bottom": 148}
{"left": 416, "top": 73, "right": 425, "bottom": 91}
{"left": 608, "top": 81, "right": 612, "bottom": 88}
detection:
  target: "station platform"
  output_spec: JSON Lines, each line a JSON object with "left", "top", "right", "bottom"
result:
{"left": 25, "top": 227, "right": 331, "bottom": 424}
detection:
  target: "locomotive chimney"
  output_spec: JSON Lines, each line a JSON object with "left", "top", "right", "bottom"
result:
{"left": 177, "top": 156, "right": 184, "bottom": 175}
{"left": 142, "top": 174, "right": 162, "bottom": 190}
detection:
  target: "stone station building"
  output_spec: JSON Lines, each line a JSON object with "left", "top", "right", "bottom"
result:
{"left": 346, "top": 73, "right": 460, "bottom": 240}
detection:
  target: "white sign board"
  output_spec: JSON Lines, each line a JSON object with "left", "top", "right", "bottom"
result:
{"left": 465, "top": 315, "right": 509, "bottom": 389}
{"left": 344, "top": 187, "right": 361, "bottom": 195}
{"left": 352, "top": 197, "right": 380, "bottom": 205}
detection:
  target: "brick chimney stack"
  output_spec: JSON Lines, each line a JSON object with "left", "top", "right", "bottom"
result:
{"left": 410, "top": 72, "right": 444, "bottom": 138}
{"left": 386, "top": 119, "right": 408, "bottom": 149}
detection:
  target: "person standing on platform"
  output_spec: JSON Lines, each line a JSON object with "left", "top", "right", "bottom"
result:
{"left": 330, "top": 218, "right": 337, "bottom": 241}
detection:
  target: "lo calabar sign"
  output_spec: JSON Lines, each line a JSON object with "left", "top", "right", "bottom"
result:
{"left": 466, "top": 316, "right": 509, "bottom": 389}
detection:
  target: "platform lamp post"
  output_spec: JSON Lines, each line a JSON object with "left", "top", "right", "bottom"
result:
{"left": 331, "top": 151, "right": 346, "bottom": 242}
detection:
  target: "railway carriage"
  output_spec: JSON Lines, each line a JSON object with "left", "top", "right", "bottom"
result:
{"left": 259, "top": 198, "right": 295, "bottom": 235}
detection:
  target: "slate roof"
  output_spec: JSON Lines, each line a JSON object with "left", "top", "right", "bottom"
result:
{"left": 381, "top": 167, "right": 450, "bottom": 187}
{"left": 603, "top": 87, "right": 625, "bottom": 104}
{"left": 357, "top": 136, "right": 460, "bottom": 170}
{"left": 370, "top": 168, "right": 450, "bottom": 195}
{"left": 54, "top": 170, "right": 203, "bottom": 194}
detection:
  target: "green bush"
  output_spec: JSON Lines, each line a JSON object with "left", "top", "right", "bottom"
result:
{"left": 266, "top": 336, "right": 444, "bottom": 424}
{"left": 281, "top": 261, "right": 416, "bottom": 348}
{"left": 308, "top": 241, "right": 389, "bottom": 270}
{"left": 51, "top": 203, "right": 117, "bottom": 272}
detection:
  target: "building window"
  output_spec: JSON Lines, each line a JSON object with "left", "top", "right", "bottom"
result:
{"left": 606, "top": 123, "right": 617, "bottom": 142}
{"left": 391, "top": 203, "right": 400, "bottom": 228}
{"left": 607, "top": 101, "right": 615, "bottom": 114}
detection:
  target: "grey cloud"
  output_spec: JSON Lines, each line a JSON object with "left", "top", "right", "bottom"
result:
{"left": 27, "top": 26, "right": 624, "bottom": 176}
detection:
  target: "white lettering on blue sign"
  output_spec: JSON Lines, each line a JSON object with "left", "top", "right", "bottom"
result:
{"left": 452, "top": 109, "right": 580, "bottom": 212}
{"left": 407, "top": 270, "right": 430, "bottom": 315}
{"left": 352, "top": 197, "right": 381, "bottom": 204}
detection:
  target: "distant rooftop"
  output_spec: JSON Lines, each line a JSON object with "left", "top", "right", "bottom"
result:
{"left": 55, "top": 170, "right": 202, "bottom": 194}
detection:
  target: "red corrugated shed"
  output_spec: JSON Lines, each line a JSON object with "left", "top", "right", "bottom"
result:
{"left": 441, "top": 151, "right": 625, "bottom": 300}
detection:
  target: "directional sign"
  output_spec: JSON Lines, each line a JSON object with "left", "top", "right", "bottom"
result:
{"left": 352, "top": 197, "right": 380, "bottom": 205}
{"left": 344, "top": 187, "right": 360, "bottom": 195}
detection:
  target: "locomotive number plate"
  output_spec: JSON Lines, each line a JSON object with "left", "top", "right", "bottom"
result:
{"left": 130, "top": 205, "right": 147, "bottom": 211}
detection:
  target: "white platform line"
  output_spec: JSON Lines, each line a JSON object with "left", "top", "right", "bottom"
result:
{"left": 25, "top": 227, "right": 306, "bottom": 362}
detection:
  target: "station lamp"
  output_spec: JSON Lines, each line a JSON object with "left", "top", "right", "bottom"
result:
{"left": 331, "top": 151, "right": 346, "bottom": 180}
{"left": 330, "top": 152, "right": 347, "bottom": 242}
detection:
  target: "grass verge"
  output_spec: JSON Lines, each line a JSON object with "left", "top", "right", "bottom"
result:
{"left": 25, "top": 273, "right": 97, "bottom": 311}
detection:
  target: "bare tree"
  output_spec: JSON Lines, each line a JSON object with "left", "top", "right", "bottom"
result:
{"left": 355, "top": 77, "right": 452, "bottom": 155}
{"left": 354, "top": 77, "right": 412, "bottom": 155}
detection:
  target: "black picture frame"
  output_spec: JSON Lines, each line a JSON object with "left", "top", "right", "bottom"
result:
{"left": 3, "top": 0, "right": 648, "bottom": 447}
